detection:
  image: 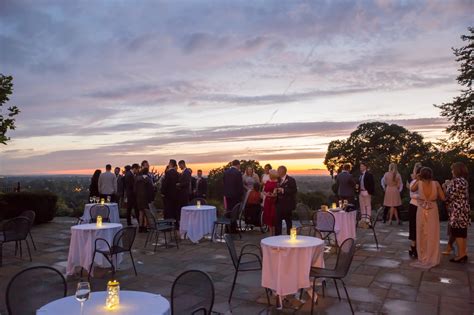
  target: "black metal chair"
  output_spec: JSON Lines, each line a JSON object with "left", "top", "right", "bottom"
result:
{"left": 6, "top": 266, "right": 67, "bottom": 315}
{"left": 144, "top": 209, "right": 179, "bottom": 251}
{"left": 357, "top": 206, "right": 385, "bottom": 249}
{"left": 224, "top": 234, "right": 269, "bottom": 305}
{"left": 0, "top": 216, "right": 32, "bottom": 266}
{"left": 89, "top": 204, "right": 111, "bottom": 223}
{"left": 296, "top": 203, "right": 314, "bottom": 235}
{"left": 313, "top": 210, "right": 338, "bottom": 248}
{"left": 171, "top": 269, "right": 215, "bottom": 315}
{"left": 20, "top": 210, "right": 37, "bottom": 250}
{"left": 212, "top": 203, "right": 242, "bottom": 241}
{"left": 310, "top": 238, "right": 356, "bottom": 315}
{"left": 189, "top": 198, "right": 207, "bottom": 206}
{"left": 89, "top": 226, "right": 137, "bottom": 279}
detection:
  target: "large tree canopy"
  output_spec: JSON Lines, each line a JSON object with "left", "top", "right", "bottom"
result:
{"left": 435, "top": 27, "right": 474, "bottom": 150}
{"left": 0, "top": 74, "right": 20, "bottom": 145}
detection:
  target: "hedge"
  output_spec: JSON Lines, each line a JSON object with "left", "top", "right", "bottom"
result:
{"left": 0, "top": 191, "right": 58, "bottom": 223}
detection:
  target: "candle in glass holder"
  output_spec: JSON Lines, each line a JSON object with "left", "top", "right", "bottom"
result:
{"left": 290, "top": 227, "right": 297, "bottom": 240}
{"left": 196, "top": 200, "right": 201, "bottom": 208}
{"left": 106, "top": 280, "right": 120, "bottom": 309}
{"left": 321, "top": 205, "right": 328, "bottom": 211}
{"left": 331, "top": 202, "right": 337, "bottom": 209}
{"left": 100, "top": 198, "right": 105, "bottom": 205}
{"left": 96, "top": 215, "right": 102, "bottom": 227}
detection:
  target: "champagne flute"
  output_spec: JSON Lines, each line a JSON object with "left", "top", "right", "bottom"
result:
{"left": 89, "top": 197, "right": 93, "bottom": 204}
{"left": 75, "top": 281, "right": 91, "bottom": 315}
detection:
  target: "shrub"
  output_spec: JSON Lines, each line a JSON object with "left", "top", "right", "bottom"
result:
{"left": 0, "top": 191, "right": 58, "bottom": 223}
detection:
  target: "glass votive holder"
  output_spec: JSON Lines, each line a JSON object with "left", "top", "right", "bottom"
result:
{"left": 106, "top": 280, "right": 120, "bottom": 309}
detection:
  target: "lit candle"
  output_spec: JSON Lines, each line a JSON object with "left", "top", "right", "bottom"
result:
{"left": 331, "top": 202, "right": 337, "bottom": 209}
{"left": 106, "top": 280, "right": 120, "bottom": 309}
{"left": 100, "top": 198, "right": 105, "bottom": 205}
{"left": 290, "top": 227, "right": 297, "bottom": 240}
{"left": 321, "top": 205, "right": 328, "bottom": 211}
{"left": 196, "top": 200, "right": 201, "bottom": 208}
{"left": 96, "top": 215, "right": 102, "bottom": 227}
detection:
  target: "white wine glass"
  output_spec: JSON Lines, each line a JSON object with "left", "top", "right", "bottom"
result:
{"left": 75, "top": 281, "right": 91, "bottom": 315}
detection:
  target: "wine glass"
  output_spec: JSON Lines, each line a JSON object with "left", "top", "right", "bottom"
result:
{"left": 75, "top": 281, "right": 91, "bottom": 315}
{"left": 107, "top": 196, "right": 111, "bottom": 203}
{"left": 89, "top": 197, "right": 93, "bottom": 204}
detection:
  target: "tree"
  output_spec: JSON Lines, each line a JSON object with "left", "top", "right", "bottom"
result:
{"left": 435, "top": 27, "right": 474, "bottom": 150}
{"left": 0, "top": 74, "right": 20, "bottom": 145}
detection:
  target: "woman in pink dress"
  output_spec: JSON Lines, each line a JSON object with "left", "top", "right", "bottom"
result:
{"left": 263, "top": 170, "right": 278, "bottom": 235}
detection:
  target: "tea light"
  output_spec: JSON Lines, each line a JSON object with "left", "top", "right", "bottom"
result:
{"left": 290, "top": 227, "right": 297, "bottom": 240}
{"left": 196, "top": 200, "right": 201, "bottom": 208}
{"left": 96, "top": 215, "right": 103, "bottom": 227}
{"left": 331, "top": 202, "right": 337, "bottom": 209}
{"left": 106, "top": 280, "right": 120, "bottom": 309}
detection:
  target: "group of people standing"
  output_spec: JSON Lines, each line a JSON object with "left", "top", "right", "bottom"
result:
{"left": 223, "top": 161, "right": 297, "bottom": 236}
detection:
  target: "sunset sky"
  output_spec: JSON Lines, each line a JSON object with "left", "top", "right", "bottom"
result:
{"left": 0, "top": 1, "right": 472, "bottom": 176}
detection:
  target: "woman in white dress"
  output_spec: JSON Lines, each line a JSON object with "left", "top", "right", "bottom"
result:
{"left": 261, "top": 164, "right": 272, "bottom": 185}
{"left": 410, "top": 167, "right": 446, "bottom": 269}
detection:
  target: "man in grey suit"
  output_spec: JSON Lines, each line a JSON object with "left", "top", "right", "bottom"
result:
{"left": 336, "top": 163, "right": 356, "bottom": 204}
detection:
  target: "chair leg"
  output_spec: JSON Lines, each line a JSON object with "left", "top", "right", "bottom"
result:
{"left": 19, "top": 241, "right": 23, "bottom": 258}
{"left": 144, "top": 229, "right": 151, "bottom": 248}
{"left": 29, "top": 232, "right": 37, "bottom": 250}
{"left": 0, "top": 242, "right": 3, "bottom": 267}
{"left": 130, "top": 252, "right": 138, "bottom": 276}
{"left": 333, "top": 278, "right": 341, "bottom": 300}
{"left": 164, "top": 230, "right": 168, "bottom": 248}
{"left": 154, "top": 231, "right": 159, "bottom": 252}
{"left": 322, "top": 280, "right": 326, "bottom": 297}
{"left": 174, "top": 229, "right": 179, "bottom": 249}
{"left": 311, "top": 277, "right": 317, "bottom": 315}
{"left": 88, "top": 251, "right": 97, "bottom": 280}
{"left": 25, "top": 239, "right": 32, "bottom": 262}
{"left": 341, "top": 279, "right": 354, "bottom": 315}
{"left": 211, "top": 223, "right": 216, "bottom": 242}
{"left": 228, "top": 269, "right": 239, "bottom": 304}
{"left": 265, "top": 288, "right": 271, "bottom": 306}
{"left": 372, "top": 228, "right": 379, "bottom": 249}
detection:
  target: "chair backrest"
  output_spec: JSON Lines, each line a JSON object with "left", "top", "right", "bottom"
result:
{"left": 113, "top": 226, "right": 137, "bottom": 251}
{"left": 224, "top": 234, "right": 239, "bottom": 270}
{"left": 371, "top": 207, "right": 385, "bottom": 227}
{"left": 315, "top": 211, "right": 336, "bottom": 232}
{"left": 144, "top": 209, "right": 157, "bottom": 229}
{"left": 296, "top": 203, "right": 312, "bottom": 226}
{"left": 90, "top": 204, "right": 110, "bottom": 222}
{"left": 1, "top": 217, "right": 30, "bottom": 241}
{"left": 189, "top": 198, "right": 207, "bottom": 206}
{"left": 6, "top": 266, "right": 67, "bottom": 315}
{"left": 20, "top": 210, "right": 36, "bottom": 226}
{"left": 171, "top": 270, "right": 215, "bottom": 315}
{"left": 335, "top": 238, "right": 356, "bottom": 277}
{"left": 230, "top": 203, "right": 242, "bottom": 221}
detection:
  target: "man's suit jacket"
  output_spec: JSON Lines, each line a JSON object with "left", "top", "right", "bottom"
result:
{"left": 177, "top": 168, "right": 192, "bottom": 203}
{"left": 359, "top": 171, "right": 375, "bottom": 195}
{"left": 124, "top": 170, "right": 135, "bottom": 198}
{"left": 196, "top": 177, "right": 208, "bottom": 198}
{"left": 336, "top": 171, "right": 356, "bottom": 197}
{"left": 276, "top": 175, "right": 297, "bottom": 211}
{"left": 161, "top": 168, "right": 179, "bottom": 201}
{"left": 223, "top": 167, "right": 244, "bottom": 200}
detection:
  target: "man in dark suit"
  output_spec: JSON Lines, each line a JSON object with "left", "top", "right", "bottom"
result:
{"left": 336, "top": 163, "right": 356, "bottom": 204}
{"left": 275, "top": 165, "right": 297, "bottom": 235}
{"left": 359, "top": 161, "right": 375, "bottom": 221}
{"left": 177, "top": 160, "right": 192, "bottom": 220}
{"left": 194, "top": 169, "right": 208, "bottom": 198}
{"left": 124, "top": 164, "right": 139, "bottom": 226}
{"left": 223, "top": 160, "right": 244, "bottom": 233}
{"left": 161, "top": 159, "right": 180, "bottom": 221}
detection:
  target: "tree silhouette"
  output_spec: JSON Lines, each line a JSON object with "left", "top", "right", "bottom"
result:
{"left": 0, "top": 74, "right": 20, "bottom": 145}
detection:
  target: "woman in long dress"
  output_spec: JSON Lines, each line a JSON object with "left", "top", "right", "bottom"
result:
{"left": 261, "top": 164, "right": 272, "bottom": 186}
{"left": 263, "top": 170, "right": 278, "bottom": 235}
{"left": 410, "top": 167, "right": 446, "bottom": 269}
{"left": 383, "top": 163, "right": 402, "bottom": 225}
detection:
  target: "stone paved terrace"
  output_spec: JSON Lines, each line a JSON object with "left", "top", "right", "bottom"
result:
{"left": 1, "top": 217, "right": 474, "bottom": 315}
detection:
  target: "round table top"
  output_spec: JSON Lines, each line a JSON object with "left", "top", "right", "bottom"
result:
{"left": 71, "top": 223, "right": 123, "bottom": 231}
{"left": 181, "top": 205, "right": 216, "bottom": 211}
{"left": 37, "top": 290, "right": 170, "bottom": 315}
{"left": 85, "top": 203, "right": 118, "bottom": 207}
{"left": 261, "top": 235, "right": 324, "bottom": 248}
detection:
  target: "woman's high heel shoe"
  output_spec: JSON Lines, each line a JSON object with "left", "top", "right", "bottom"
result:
{"left": 408, "top": 246, "right": 418, "bottom": 258}
{"left": 449, "top": 256, "right": 468, "bottom": 263}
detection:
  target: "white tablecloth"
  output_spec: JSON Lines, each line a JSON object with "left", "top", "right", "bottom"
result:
{"left": 330, "top": 210, "right": 357, "bottom": 245}
{"left": 66, "top": 223, "right": 123, "bottom": 276}
{"left": 179, "top": 205, "right": 217, "bottom": 243}
{"left": 37, "top": 290, "right": 171, "bottom": 315}
{"left": 261, "top": 235, "right": 325, "bottom": 296}
{"left": 81, "top": 203, "right": 121, "bottom": 224}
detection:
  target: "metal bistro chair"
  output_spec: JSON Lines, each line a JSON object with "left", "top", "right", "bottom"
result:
{"left": 314, "top": 210, "right": 338, "bottom": 248}
{"left": 6, "top": 266, "right": 67, "bottom": 315}
{"left": 0, "top": 216, "right": 32, "bottom": 266}
{"left": 89, "top": 204, "right": 111, "bottom": 223}
{"left": 189, "top": 198, "right": 207, "bottom": 206}
{"left": 89, "top": 226, "right": 138, "bottom": 279}
{"left": 357, "top": 206, "right": 385, "bottom": 249}
{"left": 212, "top": 203, "right": 242, "bottom": 242}
{"left": 171, "top": 269, "right": 215, "bottom": 315}
{"left": 144, "top": 209, "right": 179, "bottom": 251}
{"left": 20, "top": 210, "right": 37, "bottom": 250}
{"left": 310, "top": 238, "right": 356, "bottom": 315}
{"left": 224, "top": 234, "right": 270, "bottom": 305}
{"left": 296, "top": 203, "right": 314, "bottom": 236}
